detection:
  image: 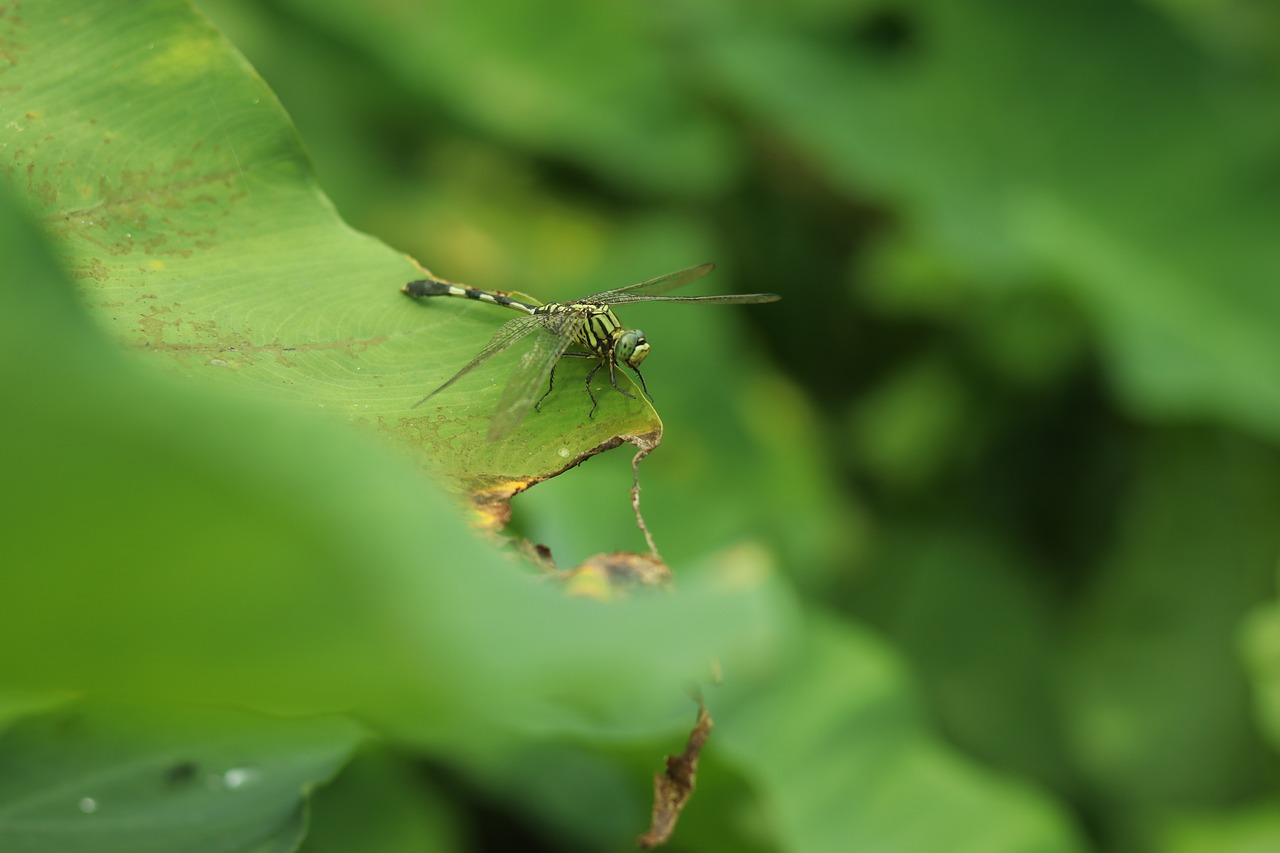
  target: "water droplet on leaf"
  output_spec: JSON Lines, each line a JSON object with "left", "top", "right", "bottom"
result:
{"left": 221, "top": 767, "right": 259, "bottom": 790}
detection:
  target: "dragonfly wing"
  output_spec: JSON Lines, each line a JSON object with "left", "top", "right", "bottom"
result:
{"left": 487, "top": 312, "right": 588, "bottom": 441}
{"left": 416, "top": 314, "right": 546, "bottom": 405}
{"left": 587, "top": 263, "right": 715, "bottom": 303}
{"left": 597, "top": 292, "right": 782, "bottom": 305}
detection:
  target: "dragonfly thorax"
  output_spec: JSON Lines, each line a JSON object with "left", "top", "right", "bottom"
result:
{"left": 553, "top": 301, "right": 642, "bottom": 366}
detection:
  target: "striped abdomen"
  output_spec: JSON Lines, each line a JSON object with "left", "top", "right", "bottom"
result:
{"left": 401, "top": 279, "right": 539, "bottom": 314}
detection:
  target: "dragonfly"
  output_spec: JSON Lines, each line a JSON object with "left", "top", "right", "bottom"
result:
{"left": 401, "top": 263, "right": 781, "bottom": 440}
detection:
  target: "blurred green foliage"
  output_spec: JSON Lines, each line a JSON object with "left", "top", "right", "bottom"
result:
{"left": 0, "top": 701, "right": 362, "bottom": 853}
{"left": 4, "top": 0, "right": 1280, "bottom": 850}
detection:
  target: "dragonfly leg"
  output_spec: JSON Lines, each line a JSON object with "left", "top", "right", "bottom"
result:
{"left": 535, "top": 361, "right": 559, "bottom": 412}
{"left": 630, "top": 366, "right": 652, "bottom": 402}
{"left": 606, "top": 358, "right": 637, "bottom": 401}
{"left": 535, "top": 348, "right": 593, "bottom": 409}
{"left": 584, "top": 360, "right": 605, "bottom": 417}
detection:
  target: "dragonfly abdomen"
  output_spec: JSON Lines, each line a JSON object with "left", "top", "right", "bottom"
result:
{"left": 402, "top": 278, "right": 538, "bottom": 314}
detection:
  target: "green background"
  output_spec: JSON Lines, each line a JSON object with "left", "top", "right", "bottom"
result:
{"left": 3, "top": 0, "right": 1280, "bottom": 850}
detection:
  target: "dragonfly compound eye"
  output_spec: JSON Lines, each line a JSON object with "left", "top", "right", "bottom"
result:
{"left": 616, "top": 330, "right": 650, "bottom": 368}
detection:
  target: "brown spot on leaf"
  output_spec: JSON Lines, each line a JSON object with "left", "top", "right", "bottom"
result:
{"left": 559, "top": 551, "right": 672, "bottom": 601}
{"left": 459, "top": 427, "right": 663, "bottom": 537}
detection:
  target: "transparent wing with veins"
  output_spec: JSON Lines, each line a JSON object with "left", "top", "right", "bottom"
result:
{"left": 586, "top": 263, "right": 781, "bottom": 306}
{"left": 413, "top": 313, "right": 547, "bottom": 408}
{"left": 486, "top": 311, "right": 588, "bottom": 441}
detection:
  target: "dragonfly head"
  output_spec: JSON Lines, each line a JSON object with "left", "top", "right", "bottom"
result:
{"left": 615, "top": 329, "right": 650, "bottom": 369}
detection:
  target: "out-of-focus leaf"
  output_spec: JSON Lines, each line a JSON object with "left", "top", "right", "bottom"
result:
{"left": 1242, "top": 587, "right": 1280, "bottom": 750}
{"left": 0, "top": 0, "right": 657, "bottom": 520}
{"left": 247, "top": 0, "right": 739, "bottom": 199}
{"left": 0, "top": 701, "right": 361, "bottom": 853}
{"left": 848, "top": 526, "right": 1069, "bottom": 790}
{"left": 1162, "top": 804, "right": 1280, "bottom": 853}
{"left": 300, "top": 747, "right": 462, "bottom": 853}
{"left": 702, "top": 0, "right": 1280, "bottom": 438}
{"left": 0, "top": 692, "right": 67, "bottom": 733}
{"left": 1064, "top": 431, "right": 1280, "bottom": 812}
{"left": 846, "top": 356, "right": 971, "bottom": 492}
{"left": 1138, "top": 0, "right": 1280, "bottom": 61}
{"left": 715, "top": 613, "right": 1085, "bottom": 853}
{"left": 450, "top": 739, "right": 649, "bottom": 851}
